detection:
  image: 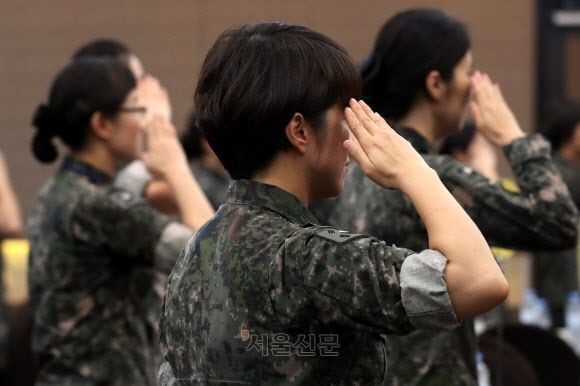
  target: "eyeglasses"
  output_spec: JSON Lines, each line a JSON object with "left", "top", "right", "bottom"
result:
{"left": 119, "top": 106, "right": 147, "bottom": 116}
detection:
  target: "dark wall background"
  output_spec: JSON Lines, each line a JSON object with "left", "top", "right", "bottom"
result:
{"left": 0, "top": 0, "right": 534, "bottom": 219}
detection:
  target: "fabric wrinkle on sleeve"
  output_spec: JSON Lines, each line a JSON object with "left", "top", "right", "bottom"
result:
{"left": 503, "top": 133, "right": 551, "bottom": 169}
{"left": 425, "top": 134, "right": 578, "bottom": 250}
{"left": 400, "top": 249, "right": 459, "bottom": 331}
{"left": 155, "top": 222, "right": 193, "bottom": 273}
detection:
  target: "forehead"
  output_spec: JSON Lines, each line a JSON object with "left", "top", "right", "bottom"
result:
{"left": 457, "top": 51, "right": 473, "bottom": 70}
{"left": 127, "top": 54, "right": 145, "bottom": 80}
{"left": 123, "top": 88, "right": 139, "bottom": 104}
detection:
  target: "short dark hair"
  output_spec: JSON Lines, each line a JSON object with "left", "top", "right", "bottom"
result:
{"left": 32, "top": 58, "right": 136, "bottom": 163}
{"left": 72, "top": 39, "right": 131, "bottom": 62}
{"left": 361, "top": 9, "right": 470, "bottom": 122}
{"left": 539, "top": 100, "right": 580, "bottom": 151}
{"left": 180, "top": 111, "right": 204, "bottom": 160}
{"left": 194, "top": 22, "right": 361, "bottom": 179}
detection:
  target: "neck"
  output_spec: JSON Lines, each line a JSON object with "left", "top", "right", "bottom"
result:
{"left": 558, "top": 145, "right": 580, "bottom": 165}
{"left": 71, "top": 143, "right": 118, "bottom": 176}
{"left": 397, "top": 101, "right": 438, "bottom": 144}
{"left": 252, "top": 152, "right": 310, "bottom": 205}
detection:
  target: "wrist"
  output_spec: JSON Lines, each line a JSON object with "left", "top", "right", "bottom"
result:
{"left": 163, "top": 161, "right": 191, "bottom": 184}
{"left": 397, "top": 167, "right": 439, "bottom": 195}
{"left": 494, "top": 123, "right": 525, "bottom": 146}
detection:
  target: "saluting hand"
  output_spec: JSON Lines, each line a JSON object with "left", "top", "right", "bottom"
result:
{"left": 343, "top": 99, "right": 434, "bottom": 191}
{"left": 137, "top": 75, "right": 173, "bottom": 124}
{"left": 469, "top": 71, "right": 524, "bottom": 146}
{"left": 140, "top": 115, "right": 188, "bottom": 179}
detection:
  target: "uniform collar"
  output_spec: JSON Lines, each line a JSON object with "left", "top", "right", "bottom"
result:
{"left": 226, "top": 179, "right": 319, "bottom": 225}
{"left": 397, "top": 127, "right": 437, "bottom": 154}
{"left": 60, "top": 156, "right": 111, "bottom": 186}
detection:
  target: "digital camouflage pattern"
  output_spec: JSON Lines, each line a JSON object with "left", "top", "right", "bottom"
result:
{"left": 113, "top": 158, "right": 228, "bottom": 376}
{"left": 115, "top": 159, "right": 229, "bottom": 375}
{"left": 159, "top": 179, "right": 460, "bottom": 385}
{"left": 324, "top": 128, "right": 579, "bottom": 386}
{"left": 28, "top": 157, "right": 190, "bottom": 386}
{"left": 535, "top": 155, "right": 580, "bottom": 313}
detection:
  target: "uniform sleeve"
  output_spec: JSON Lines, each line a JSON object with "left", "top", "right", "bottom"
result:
{"left": 427, "top": 134, "right": 578, "bottom": 250}
{"left": 114, "top": 160, "right": 153, "bottom": 197}
{"left": 283, "top": 229, "right": 459, "bottom": 335}
{"left": 70, "top": 187, "right": 191, "bottom": 273}
{"left": 158, "top": 360, "right": 178, "bottom": 386}
{"left": 399, "top": 249, "right": 459, "bottom": 330}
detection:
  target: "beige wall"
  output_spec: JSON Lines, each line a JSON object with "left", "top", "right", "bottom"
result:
{"left": 0, "top": 0, "right": 534, "bottom": 218}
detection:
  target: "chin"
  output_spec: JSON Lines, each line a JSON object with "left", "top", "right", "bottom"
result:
{"left": 327, "top": 181, "right": 344, "bottom": 198}
{"left": 311, "top": 185, "right": 341, "bottom": 202}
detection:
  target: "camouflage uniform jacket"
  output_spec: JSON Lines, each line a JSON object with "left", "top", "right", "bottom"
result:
{"left": 28, "top": 157, "right": 191, "bottom": 386}
{"left": 535, "top": 155, "right": 580, "bottom": 307}
{"left": 326, "top": 128, "right": 578, "bottom": 386}
{"left": 114, "top": 159, "right": 229, "bottom": 372}
{"left": 159, "top": 179, "right": 460, "bottom": 385}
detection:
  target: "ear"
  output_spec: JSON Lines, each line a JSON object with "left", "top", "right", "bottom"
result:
{"left": 90, "top": 112, "right": 113, "bottom": 141}
{"left": 285, "top": 113, "right": 310, "bottom": 154}
{"left": 425, "top": 70, "right": 446, "bottom": 101}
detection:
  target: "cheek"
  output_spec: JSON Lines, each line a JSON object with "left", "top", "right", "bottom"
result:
{"left": 461, "top": 79, "right": 472, "bottom": 103}
{"left": 333, "top": 121, "right": 350, "bottom": 155}
{"left": 452, "top": 82, "right": 471, "bottom": 121}
{"left": 125, "top": 121, "right": 141, "bottom": 141}
{"left": 117, "top": 122, "right": 141, "bottom": 156}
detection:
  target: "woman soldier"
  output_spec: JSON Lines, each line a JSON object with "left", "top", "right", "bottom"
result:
{"left": 326, "top": 9, "right": 578, "bottom": 386}
{"left": 28, "top": 58, "right": 208, "bottom": 385}
{"left": 159, "top": 22, "right": 508, "bottom": 385}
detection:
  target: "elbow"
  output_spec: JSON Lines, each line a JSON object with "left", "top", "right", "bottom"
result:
{"left": 452, "top": 271, "right": 510, "bottom": 320}
{"left": 561, "top": 208, "right": 579, "bottom": 248}
{"left": 565, "top": 223, "right": 579, "bottom": 248}
{"left": 535, "top": 220, "right": 578, "bottom": 250}
{"left": 559, "top": 213, "right": 578, "bottom": 248}
{"left": 490, "top": 276, "right": 510, "bottom": 305}
{"left": 0, "top": 219, "right": 24, "bottom": 238}
{"left": 480, "top": 266, "right": 509, "bottom": 307}
{"left": 479, "top": 274, "right": 510, "bottom": 313}
{"left": 551, "top": 224, "right": 578, "bottom": 250}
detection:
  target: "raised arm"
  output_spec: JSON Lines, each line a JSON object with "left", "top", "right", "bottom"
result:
{"left": 140, "top": 115, "right": 214, "bottom": 231}
{"left": 136, "top": 76, "right": 214, "bottom": 230}
{"left": 446, "top": 72, "right": 578, "bottom": 250}
{"left": 344, "top": 99, "right": 508, "bottom": 319}
{"left": 0, "top": 151, "right": 23, "bottom": 237}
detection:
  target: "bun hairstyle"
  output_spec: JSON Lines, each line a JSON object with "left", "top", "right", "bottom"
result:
{"left": 31, "top": 58, "right": 136, "bottom": 163}
{"left": 361, "top": 9, "right": 470, "bottom": 123}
